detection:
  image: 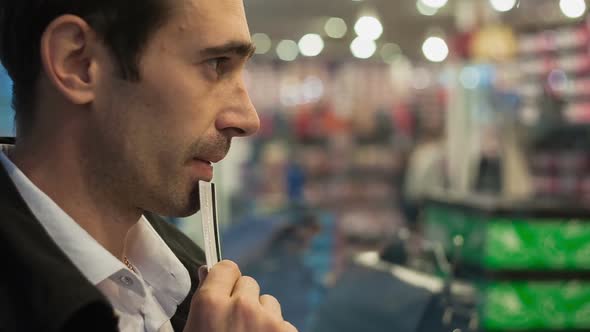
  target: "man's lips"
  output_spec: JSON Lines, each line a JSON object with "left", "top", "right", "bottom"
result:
{"left": 190, "top": 158, "right": 214, "bottom": 180}
{"left": 193, "top": 154, "right": 225, "bottom": 164}
{"left": 194, "top": 158, "right": 212, "bottom": 165}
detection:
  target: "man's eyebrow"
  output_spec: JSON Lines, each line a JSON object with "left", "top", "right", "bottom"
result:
{"left": 200, "top": 41, "right": 256, "bottom": 59}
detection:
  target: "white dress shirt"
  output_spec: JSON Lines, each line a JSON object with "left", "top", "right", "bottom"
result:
{"left": 0, "top": 148, "right": 191, "bottom": 332}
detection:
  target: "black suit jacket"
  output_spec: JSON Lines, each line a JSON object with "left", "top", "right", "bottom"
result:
{"left": 0, "top": 137, "right": 205, "bottom": 332}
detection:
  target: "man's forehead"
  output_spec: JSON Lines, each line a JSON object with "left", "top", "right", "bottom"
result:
{"left": 169, "top": 0, "right": 250, "bottom": 42}
{"left": 175, "top": 0, "right": 247, "bottom": 26}
{"left": 180, "top": 0, "right": 245, "bottom": 12}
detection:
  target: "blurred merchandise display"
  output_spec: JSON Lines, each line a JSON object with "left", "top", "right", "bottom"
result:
{"left": 172, "top": 3, "right": 590, "bottom": 332}
{"left": 424, "top": 194, "right": 590, "bottom": 272}
{"left": 423, "top": 193, "right": 590, "bottom": 331}
{"left": 483, "top": 281, "right": 590, "bottom": 330}
{"left": 516, "top": 19, "right": 590, "bottom": 124}
{"left": 528, "top": 125, "right": 590, "bottom": 200}
{"left": 221, "top": 16, "right": 590, "bottom": 331}
{"left": 236, "top": 62, "right": 417, "bottom": 245}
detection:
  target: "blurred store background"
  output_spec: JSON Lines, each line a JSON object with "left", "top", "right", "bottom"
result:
{"left": 2, "top": 1, "right": 590, "bottom": 331}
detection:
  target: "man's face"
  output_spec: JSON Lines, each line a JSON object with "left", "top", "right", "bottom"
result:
{"left": 89, "top": 0, "right": 259, "bottom": 217}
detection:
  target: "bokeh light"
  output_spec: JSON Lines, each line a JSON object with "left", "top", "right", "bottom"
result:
{"left": 420, "top": 0, "right": 448, "bottom": 9}
{"left": 489, "top": 0, "right": 517, "bottom": 12}
{"left": 298, "top": 34, "right": 325, "bottom": 57}
{"left": 417, "top": 0, "right": 439, "bottom": 16}
{"left": 422, "top": 36, "right": 449, "bottom": 62}
{"left": 560, "top": 0, "right": 587, "bottom": 18}
{"left": 460, "top": 66, "right": 481, "bottom": 89}
{"left": 381, "top": 43, "right": 402, "bottom": 63}
{"left": 351, "top": 37, "right": 377, "bottom": 59}
{"left": 252, "top": 33, "right": 272, "bottom": 55}
{"left": 276, "top": 40, "right": 299, "bottom": 61}
{"left": 325, "top": 17, "right": 348, "bottom": 39}
{"left": 354, "top": 16, "right": 383, "bottom": 40}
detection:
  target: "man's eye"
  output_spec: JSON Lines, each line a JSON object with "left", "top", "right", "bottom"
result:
{"left": 206, "top": 57, "right": 230, "bottom": 72}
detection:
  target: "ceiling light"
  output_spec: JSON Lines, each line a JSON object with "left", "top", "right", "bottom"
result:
{"left": 417, "top": 0, "right": 438, "bottom": 16}
{"left": 276, "top": 40, "right": 299, "bottom": 61}
{"left": 422, "top": 36, "right": 449, "bottom": 62}
{"left": 350, "top": 37, "right": 377, "bottom": 59}
{"left": 560, "top": 0, "right": 587, "bottom": 18}
{"left": 298, "top": 34, "right": 325, "bottom": 57}
{"left": 420, "top": 0, "right": 448, "bottom": 9}
{"left": 325, "top": 17, "right": 348, "bottom": 39}
{"left": 489, "top": 0, "right": 517, "bottom": 12}
{"left": 252, "top": 33, "right": 272, "bottom": 55}
{"left": 354, "top": 16, "right": 383, "bottom": 40}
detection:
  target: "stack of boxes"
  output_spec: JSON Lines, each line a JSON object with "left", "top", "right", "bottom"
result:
{"left": 424, "top": 194, "right": 590, "bottom": 331}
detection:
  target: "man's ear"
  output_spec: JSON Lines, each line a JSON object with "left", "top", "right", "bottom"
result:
{"left": 39, "top": 15, "right": 100, "bottom": 106}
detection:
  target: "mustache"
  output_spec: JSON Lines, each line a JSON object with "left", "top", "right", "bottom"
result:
{"left": 187, "top": 135, "right": 231, "bottom": 163}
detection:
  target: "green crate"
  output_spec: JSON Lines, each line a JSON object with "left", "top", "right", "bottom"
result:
{"left": 482, "top": 281, "right": 590, "bottom": 330}
{"left": 484, "top": 219, "right": 590, "bottom": 270}
{"left": 424, "top": 205, "right": 590, "bottom": 271}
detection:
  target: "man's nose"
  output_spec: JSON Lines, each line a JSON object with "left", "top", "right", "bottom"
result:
{"left": 215, "top": 79, "right": 260, "bottom": 138}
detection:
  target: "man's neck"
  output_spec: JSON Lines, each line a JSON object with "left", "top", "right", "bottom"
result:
{"left": 7, "top": 136, "right": 141, "bottom": 260}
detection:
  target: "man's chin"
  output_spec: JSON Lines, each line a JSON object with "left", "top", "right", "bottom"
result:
{"left": 147, "top": 198, "right": 201, "bottom": 219}
{"left": 173, "top": 205, "right": 201, "bottom": 218}
{"left": 164, "top": 200, "right": 201, "bottom": 218}
{"left": 147, "top": 184, "right": 202, "bottom": 218}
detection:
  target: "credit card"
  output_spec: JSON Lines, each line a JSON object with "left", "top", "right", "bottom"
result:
{"left": 199, "top": 181, "right": 222, "bottom": 270}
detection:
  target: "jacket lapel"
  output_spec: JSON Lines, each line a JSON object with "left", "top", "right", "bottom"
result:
{"left": 0, "top": 140, "right": 117, "bottom": 332}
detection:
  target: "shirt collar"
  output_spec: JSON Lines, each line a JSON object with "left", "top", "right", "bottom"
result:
{"left": 0, "top": 149, "right": 123, "bottom": 285}
{"left": 0, "top": 147, "right": 190, "bottom": 312}
{"left": 128, "top": 217, "right": 191, "bottom": 316}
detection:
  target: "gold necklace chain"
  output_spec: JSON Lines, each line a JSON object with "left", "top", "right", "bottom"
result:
{"left": 123, "top": 256, "right": 137, "bottom": 274}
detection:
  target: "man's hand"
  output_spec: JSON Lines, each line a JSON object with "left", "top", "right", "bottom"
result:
{"left": 183, "top": 260, "right": 298, "bottom": 332}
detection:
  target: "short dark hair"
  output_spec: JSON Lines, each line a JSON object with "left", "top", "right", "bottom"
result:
{"left": 0, "top": 0, "right": 172, "bottom": 135}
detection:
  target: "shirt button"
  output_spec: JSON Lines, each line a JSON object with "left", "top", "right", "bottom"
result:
{"left": 119, "top": 275, "right": 134, "bottom": 286}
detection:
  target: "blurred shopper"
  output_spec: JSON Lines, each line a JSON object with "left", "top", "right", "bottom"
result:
{"left": 402, "top": 109, "right": 447, "bottom": 227}
{"left": 0, "top": 1, "right": 296, "bottom": 332}
{"left": 402, "top": 137, "right": 446, "bottom": 229}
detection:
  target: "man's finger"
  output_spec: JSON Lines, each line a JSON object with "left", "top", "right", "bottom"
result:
{"left": 231, "top": 276, "right": 260, "bottom": 299}
{"left": 260, "top": 294, "right": 282, "bottom": 318}
{"left": 198, "top": 260, "right": 242, "bottom": 296}
{"left": 196, "top": 266, "right": 208, "bottom": 290}
{"left": 284, "top": 321, "right": 299, "bottom": 332}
